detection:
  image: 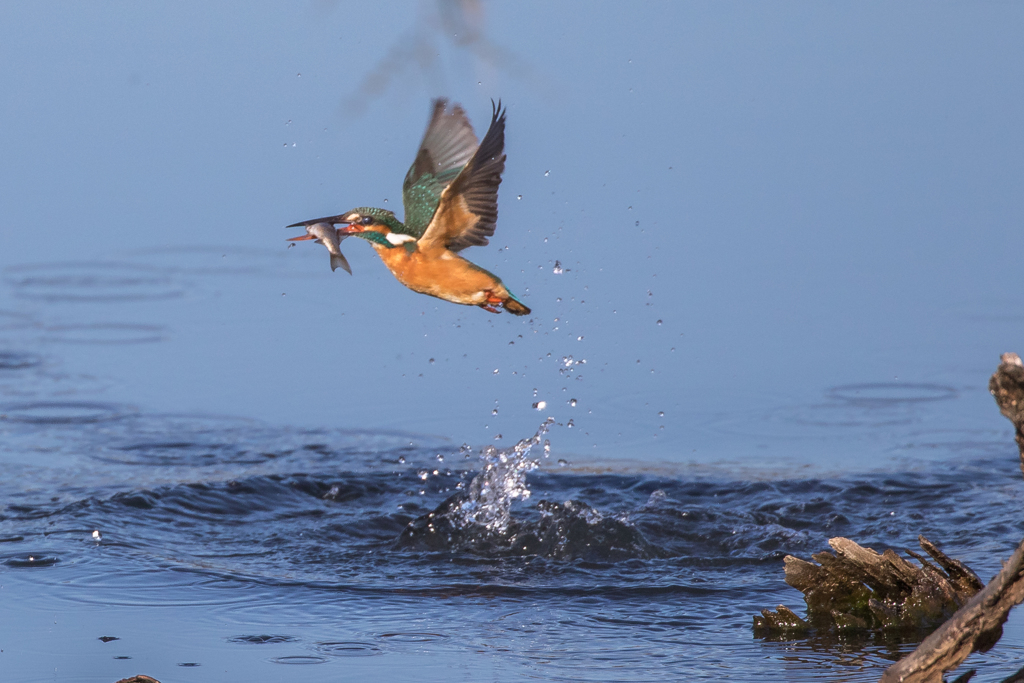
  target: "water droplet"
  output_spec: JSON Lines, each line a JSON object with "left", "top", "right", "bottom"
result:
{"left": 658, "top": 411, "right": 665, "bottom": 417}
{"left": 492, "top": 368, "right": 499, "bottom": 375}
{"left": 544, "top": 170, "right": 550, "bottom": 177}
{"left": 552, "top": 261, "right": 563, "bottom": 274}
{"left": 635, "top": 220, "right": 640, "bottom": 226}
{"left": 491, "top": 408, "right": 498, "bottom": 416}
{"left": 493, "top": 434, "right": 502, "bottom": 441}
{"left": 286, "top": 119, "right": 292, "bottom": 125}
{"left": 569, "top": 398, "right": 577, "bottom": 407}
{"left": 517, "top": 195, "right": 522, "bottom": 200}
{"left": 91, "top": 530, "right": 101, "bottom": 541}
{"left": 533, "top": 388, "right": 538, "bottom": 397}
{"left": 429, "top": 358, "right": 435, "bottom": 364}
{"left": 532, "top": 401, "right": 547, "bottom": 410}
{"left": 418, "top": 471, "right": 429, "bottom": 481}
{"left": 398, "top": 455, "right": 406, "bottom": 464}
{"left": 577, "top": 336, "right": 583, "bottom": 341}
{"left": 557, "top": 459, "right": 568, "bottom": 467}
{"left": 436, "top": 454, "right": 444, "bottom": 462}
{"left": 656, "top": 320, "right": 662, "bottom": 325}
{"left": 566, "top": 419, "right": 574, "bottom": 428}
{"left": 543, "top": 439, "right": 551, "bottom": 457}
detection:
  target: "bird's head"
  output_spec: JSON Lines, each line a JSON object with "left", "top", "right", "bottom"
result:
{"left": 337, "top": 208, "right": 415, "bottom": 248}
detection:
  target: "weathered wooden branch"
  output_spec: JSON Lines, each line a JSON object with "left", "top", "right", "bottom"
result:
{"left": 873, "top": 353, "right": 1024, "bottom": 681}
{"left": 757, "top": 353, "right": 1024, "bottom": 682}
{"left": 879, "top": 537, "right": 1024, "bottom": 682}
{"left": 754, "top": 535, "right": 982, "bottom": 635}
{"left": 989, "top": 352, "right": 1024, "bottom": 473}
{"left": 114, "top": 677, "right": 160, "bottom": 683}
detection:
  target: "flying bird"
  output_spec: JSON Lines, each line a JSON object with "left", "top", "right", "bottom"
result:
{"left": 287, "top": 99, "right": 530, "bottom": 316}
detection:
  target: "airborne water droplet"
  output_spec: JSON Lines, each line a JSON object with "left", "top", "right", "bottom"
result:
{"left": 532, "top": 401, "right": 547, "bottom": 410}
{"left": 544, "top": 170, "right": 550, "bottom": 177}
{"left": 656, "top": 320, "right": 662, "bottom": 325}
{"left": 658, "top": 411, "right": 665, "bottom": 417}
{"left": 398, "top": 455, "right": 406, "bottom": 464}
{"left": 569, "top": 398, "right": 577, "bottom": 407}
{"left": 552, "top": 261, "right": 563, "bottom": 275}
{"left": 517, "top": 195, "right": 522, "bottom": 200}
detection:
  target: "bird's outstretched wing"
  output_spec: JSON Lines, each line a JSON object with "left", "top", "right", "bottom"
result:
{"left": 417, "top": 101, "right": 506, "bottom": 253}
{"left": 402, "top": 99, "right": 479, "bottom": 237}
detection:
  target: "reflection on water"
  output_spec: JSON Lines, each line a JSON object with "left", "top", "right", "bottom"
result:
{"left": 4, "top": 263, "right": 185, "bottom": 302}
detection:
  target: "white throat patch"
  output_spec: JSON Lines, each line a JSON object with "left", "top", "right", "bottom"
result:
{"left": 385, "top": 233, "right": 416, "bottom": 246}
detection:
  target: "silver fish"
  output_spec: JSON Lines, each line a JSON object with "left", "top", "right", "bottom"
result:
{"left": 287, "top": 222, "right": 352, "bottom": 274}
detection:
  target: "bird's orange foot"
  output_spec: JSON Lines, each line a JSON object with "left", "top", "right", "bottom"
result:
{"left": 479, "top": 304, "right": 501, "bottom": 314}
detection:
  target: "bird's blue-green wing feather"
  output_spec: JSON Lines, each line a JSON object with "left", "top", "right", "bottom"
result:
{"left": 402, "top": 99, "right": 479, "bottom": 237}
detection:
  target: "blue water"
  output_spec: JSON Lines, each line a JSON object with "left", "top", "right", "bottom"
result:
{"left": 1, "top": 2, "right": 1023, "bottom": 681}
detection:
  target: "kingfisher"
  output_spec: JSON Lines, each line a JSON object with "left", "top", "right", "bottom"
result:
{"left": 287, "top": 99, "right": 530, "bottom": 316}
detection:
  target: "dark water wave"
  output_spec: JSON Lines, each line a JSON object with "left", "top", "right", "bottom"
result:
{"left": 3, "top": 451, "right": 1022, "bottom": 592}
{"left": 2, "top": 417, "right": 1023, "bottom": 682}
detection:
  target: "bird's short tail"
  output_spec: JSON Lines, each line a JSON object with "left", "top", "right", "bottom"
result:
{"left": 503, "top": 293, "right": 531, "bottom": 316}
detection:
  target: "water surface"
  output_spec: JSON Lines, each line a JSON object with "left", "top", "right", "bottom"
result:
{"left": 1, "top": 2, "right": 1023, "bottom": 681}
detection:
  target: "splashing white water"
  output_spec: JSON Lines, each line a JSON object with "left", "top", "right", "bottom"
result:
{"left": 456, "top": 419, "right": 554, "bottom": 534}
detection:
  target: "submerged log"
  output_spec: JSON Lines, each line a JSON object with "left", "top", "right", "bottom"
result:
{"left": 754, "top": 535, "right": 982, "bottom": 634}
{"left": 989, "top": 352, "right": 1024, "bottom": 472}
{"left": 756, "top": 353, "right": 1024, "bottom": 680}
{"left": 875, "top": 353, "right": 1024, "bottom": 682}
{"left": 879, "top": 537, "right": 1024, "bottom": 683}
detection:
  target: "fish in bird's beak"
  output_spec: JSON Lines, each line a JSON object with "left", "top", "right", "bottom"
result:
{"left": 286, "top": 222, "right": 352, "bottom": 274}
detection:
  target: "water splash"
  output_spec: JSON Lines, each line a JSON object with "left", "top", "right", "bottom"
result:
{"left": 455, "top": 418, "right": 553, "bottom": 534}
{"left": 395, "top": 421, "right": 658, "bottom": 560}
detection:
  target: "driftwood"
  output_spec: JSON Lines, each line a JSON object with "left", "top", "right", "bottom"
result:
{"left": 879, "top": 538, "right": 1024, "bottom": 682}
{"left": 989, "top": 352, "right": 1024, "bottom": 472}
{"left": 757, "top": 353, "right": 1024, "bottom": 682}
{"left": 114, "top": 677, "right": 160, "bottom": 683}
{"left": 754, "top": 535, "right": 983, "bottom": 635}
{"left": 875, "top": 352, "right": 1024, "bottom": 682}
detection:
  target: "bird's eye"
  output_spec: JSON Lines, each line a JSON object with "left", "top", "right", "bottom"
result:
{"left": 360, "top": 215, "right": 374, "bottom": 226}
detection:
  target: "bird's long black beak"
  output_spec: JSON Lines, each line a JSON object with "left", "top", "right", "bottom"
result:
{"left": 286, "top": 215, "right": 351, "bottom": 228}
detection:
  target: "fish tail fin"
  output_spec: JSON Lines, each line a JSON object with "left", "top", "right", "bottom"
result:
{"left": 331, "top": 253, "right": 352, "bottom": 275}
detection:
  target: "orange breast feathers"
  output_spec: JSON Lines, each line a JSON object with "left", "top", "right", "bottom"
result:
{"left": 372, "top": 243, "right": 506, "bottom": 306}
